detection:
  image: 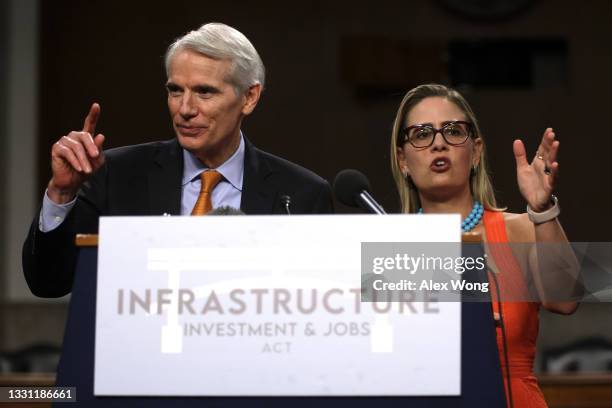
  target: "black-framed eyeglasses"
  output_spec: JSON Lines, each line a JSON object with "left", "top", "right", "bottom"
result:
{"left": 398, "top": 121, "right": 474, "bottom": 148}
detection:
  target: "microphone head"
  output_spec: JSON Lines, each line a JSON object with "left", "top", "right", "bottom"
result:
{"left": 207, "top": 206, "right": 246, "bottom": 216}
{"left": 333, "top": 169, "right": 371, "bottom": 208}
{"left": 279, "top": 195, "right": 291, "bottom": 205}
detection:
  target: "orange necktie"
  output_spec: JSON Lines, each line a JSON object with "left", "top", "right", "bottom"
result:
{"left": 191, "top": 170, "right": 222, "bottom": 215}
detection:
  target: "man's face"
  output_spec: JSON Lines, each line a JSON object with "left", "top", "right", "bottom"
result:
{"left": 166, "top": 49, "right": 260, "bottom": 167}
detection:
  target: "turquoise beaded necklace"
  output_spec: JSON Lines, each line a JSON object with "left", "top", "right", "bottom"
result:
{"left": 418, "top": 201, "right": 484, "bottom": 233}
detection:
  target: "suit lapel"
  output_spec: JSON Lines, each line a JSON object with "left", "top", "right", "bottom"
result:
{"left": 241, "top": 137, "right": 278, "bottom": 214}
{"left": 147, "top": 139, "right": 183, "bottom": 215}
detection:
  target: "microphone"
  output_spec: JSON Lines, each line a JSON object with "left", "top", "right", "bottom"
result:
{"left": 333, "top": 169, "right": 387, "bottom": 214}
{"left": 279, "top": 195, "right": 292, "bottom": 215}
{"left": 207, "top": 206, "right": 246, "bottom": 216}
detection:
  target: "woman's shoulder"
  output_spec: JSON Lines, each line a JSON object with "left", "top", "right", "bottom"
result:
{"left": 500, "top": 211, "right": 535, "bottom": 242}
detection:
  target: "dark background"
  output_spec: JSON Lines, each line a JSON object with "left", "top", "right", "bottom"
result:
{"left": 36, "top": 0, "right": 612, "bottom": 241}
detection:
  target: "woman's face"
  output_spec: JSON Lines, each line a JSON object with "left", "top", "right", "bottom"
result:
{"left": 397, "top": 96, "right": 482, "bottom": 200}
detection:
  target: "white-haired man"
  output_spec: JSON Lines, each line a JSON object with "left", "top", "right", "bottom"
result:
{"left": 23, "top": 23, "right": 333, "bottom": 297}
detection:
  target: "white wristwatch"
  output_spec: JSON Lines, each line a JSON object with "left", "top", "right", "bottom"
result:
{"left": 527, "top": 195, "right": 560, "bottom": 224}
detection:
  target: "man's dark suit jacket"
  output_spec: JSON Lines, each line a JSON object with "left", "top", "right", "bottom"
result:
{"left": 23, "top": 137, "right": 333, "bottom": 298}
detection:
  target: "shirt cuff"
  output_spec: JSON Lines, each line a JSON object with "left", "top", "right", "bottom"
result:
{"left": 39, "top": 189, "right": 77, "bottom": 232}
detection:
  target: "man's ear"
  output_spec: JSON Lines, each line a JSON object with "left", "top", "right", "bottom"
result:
{"left": 241, "top": 83, "right": 262, "bottom": 115}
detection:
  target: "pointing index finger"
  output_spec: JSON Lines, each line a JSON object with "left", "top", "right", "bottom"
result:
{"left": 82, "top": 103, "right": 100, "bottom": 135}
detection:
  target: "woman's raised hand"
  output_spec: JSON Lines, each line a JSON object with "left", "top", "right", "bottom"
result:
{"left": 513, "top": 128, "right": 559, "bottom": 212}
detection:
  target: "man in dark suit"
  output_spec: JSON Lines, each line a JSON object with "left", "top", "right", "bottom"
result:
{"left": 23, "top": 22, "right": 333, "bottom": 298}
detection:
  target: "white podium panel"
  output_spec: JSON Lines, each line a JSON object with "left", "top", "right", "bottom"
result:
{"left": 95, "top": 214, "right": 461, "bottom": 396}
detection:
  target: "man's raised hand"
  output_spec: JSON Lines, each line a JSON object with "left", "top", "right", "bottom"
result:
{"left": 48, "top": 103, "right": 106, "bottom": 204}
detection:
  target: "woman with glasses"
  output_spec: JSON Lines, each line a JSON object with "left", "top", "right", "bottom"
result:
{"left": 390, "top": 84, "right": 579, "bottom": 407}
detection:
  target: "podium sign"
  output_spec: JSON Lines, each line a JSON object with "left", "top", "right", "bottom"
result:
{"left": 95, "top": 215, "right": 462, "bottom": 397}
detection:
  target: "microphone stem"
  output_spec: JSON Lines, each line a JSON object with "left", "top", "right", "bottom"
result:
{"left": 359, "top": 191, "right": 386, "bottom": 215}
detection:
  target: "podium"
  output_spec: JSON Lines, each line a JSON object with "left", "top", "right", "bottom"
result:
{"left": 54, "top": 231, "right": 506, "bottom": 407}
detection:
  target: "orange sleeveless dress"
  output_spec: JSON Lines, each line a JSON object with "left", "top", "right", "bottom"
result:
{"left": 483, "top": 210, "right": 548, "bottom": 408}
